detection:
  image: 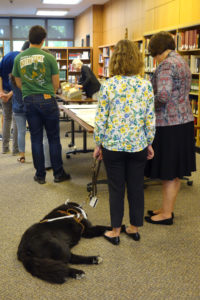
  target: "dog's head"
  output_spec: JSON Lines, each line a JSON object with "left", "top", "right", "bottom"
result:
{"left": 64, "top": 200, "right": 87, "bottom": 220}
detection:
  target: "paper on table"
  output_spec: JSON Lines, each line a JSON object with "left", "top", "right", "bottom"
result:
{"left": 70, "top": 108, "right": 97, "bottom": 127}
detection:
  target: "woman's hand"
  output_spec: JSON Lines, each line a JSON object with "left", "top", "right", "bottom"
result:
{"left": 0, "top": 91, "right": 12, "bottom": 102}
{"left": 93, "top": 146, "right": 103, "bottom": 160}
{"left": 147, "top": 145, "right": 154, "bottom": 160}
{"left": 75, "top": 84, "right": 83, "bottom": 89}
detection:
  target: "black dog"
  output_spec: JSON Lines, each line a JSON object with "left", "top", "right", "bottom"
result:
{"left": 17, "top": 201, "right": 110, "bottom": 284}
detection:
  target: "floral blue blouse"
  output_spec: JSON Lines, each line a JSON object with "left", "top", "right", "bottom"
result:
{"left": 94, "top": 75, "right": 155, "bottom": 152}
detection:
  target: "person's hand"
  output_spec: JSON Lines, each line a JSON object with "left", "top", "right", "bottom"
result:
{"left": 93, "top": 146, "right": 103, "bottom": 160}
{"left": 75, "top": 84, "right": 83, "bottom": 89}
{"left": 0, "top": 92, "right": 11, "bottom": 103}
{"left": 147, "top": 145, "right": 154, "bottom": 160}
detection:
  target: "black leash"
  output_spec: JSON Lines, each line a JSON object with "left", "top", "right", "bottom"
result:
{"left": 88, "top": 158, "right": 102, "bottom": 207}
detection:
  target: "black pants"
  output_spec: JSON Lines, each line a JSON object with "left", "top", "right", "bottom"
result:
{"left": 102, "top": 147, "right": 147, "bottom": 228}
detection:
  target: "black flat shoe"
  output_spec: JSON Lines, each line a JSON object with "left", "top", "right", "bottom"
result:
{"left": 104, "top": 235, "right": 120, "bottom": 245}
{"left": 147, "top": 210, "right": 174, "bottom": 219}
{"left": 145, "top": 216, "right": 173, "bottom": 225}
{"left": 125, "top": 231, "right": 140, "bottom": 241}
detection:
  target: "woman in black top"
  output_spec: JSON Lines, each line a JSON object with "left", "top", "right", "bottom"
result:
{"left": 72, "top": 58, "right": 101, "bottom": 99}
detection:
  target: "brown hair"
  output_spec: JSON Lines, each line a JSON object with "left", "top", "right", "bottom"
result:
{"left": 148, "top": 31, "right": 175, "bottom": 57}
{"left": 29, "top": 25, "right": 47, "bottom": 45}
{"left": 109, "top": 39, "right": 143, "bottom": 77}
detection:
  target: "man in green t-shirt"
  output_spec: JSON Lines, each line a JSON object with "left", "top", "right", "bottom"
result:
{"left": 12, "top": 25, "right": 70, "bottom": 184}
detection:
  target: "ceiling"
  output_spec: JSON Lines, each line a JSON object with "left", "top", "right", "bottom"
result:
{"left": 0, "top": 0, "right": 109, "bottom": 18}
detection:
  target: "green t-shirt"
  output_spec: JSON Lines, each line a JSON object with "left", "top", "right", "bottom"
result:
{"left": 12, "top": 47, "right": 59, "bottom": 98}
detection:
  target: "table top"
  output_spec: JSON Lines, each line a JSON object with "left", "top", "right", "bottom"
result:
{"left": 56, "top": 94, "right": 97, "bottom": 103}
{"left": 59, "top": 104, "right": 95, "bottom": 133}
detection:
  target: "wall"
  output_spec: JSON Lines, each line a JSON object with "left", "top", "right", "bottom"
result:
{"left": 102, "top": 0, "right": 145, "bottom": 44}
{"left": 74, "top": 0, "right": 200, "bottom": 75}
{"left": 101, "top": 0, "right": 200, "bottom": 42}
{"left": 74, "top": 5, "right": 103, "bottom": 75}
{"left": 74, "top": 6, "right": 93, "bottom": 47}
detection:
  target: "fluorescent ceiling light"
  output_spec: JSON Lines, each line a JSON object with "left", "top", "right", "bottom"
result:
{"left": 42, "top": 0, "right": 82, "bottom": 4}
{"left": 36, "top": 9, "right": 68, "bottom": 16}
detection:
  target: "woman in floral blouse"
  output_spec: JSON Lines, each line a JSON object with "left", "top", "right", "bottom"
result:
{"left": 144, "top": 31, "right": 196, "bottom": 225}
{"left": 93, "top": 39, "right": 155, "bottom": 245}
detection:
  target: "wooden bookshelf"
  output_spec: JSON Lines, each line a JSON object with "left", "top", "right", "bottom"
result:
{"left": 45, "top": 47, "right": 92, "bottom": 83}
{"left": 176, "top": 25, "right": 200, "bottom": 149}
{"left": 98, "top": 44, "right": 115, "bottom": 78}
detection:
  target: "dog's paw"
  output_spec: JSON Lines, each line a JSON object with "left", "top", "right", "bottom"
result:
{"left": 70, "top": 269, "right": 85, "bottom": 280}
{"left": 92, "top": 255, "right": 103, "bottom": 265}
{"left": 75, "top": 271, "right": 85, "bottom": 280}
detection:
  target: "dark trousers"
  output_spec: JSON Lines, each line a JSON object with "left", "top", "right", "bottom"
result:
{"left": 24, "top": 95, "right": 63, "bottom": 178}
{"left": 102, "top": 147, "right": 147, "bottom": 228}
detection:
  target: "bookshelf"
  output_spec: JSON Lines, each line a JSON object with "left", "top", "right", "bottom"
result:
{"left": 176, "top": 25, "right": 200, "bottom": 149}
{"left": 45, "top": 47, "right": 92, "bottom": 83}
{"left": 98, "top": 44, "right": 115, "bottom": 78}
{"left": 143, "top": 26, "right": 200, "bottom": 150}
{"left": 98, "top": 41, "right": 144, "bottom": 79}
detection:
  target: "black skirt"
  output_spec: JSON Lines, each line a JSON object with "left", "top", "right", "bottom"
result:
{"left": 144, "top": 121, "right": 196, "bottom": 180}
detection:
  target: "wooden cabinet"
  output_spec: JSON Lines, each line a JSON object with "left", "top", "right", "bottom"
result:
{"left": 45, "top": 47, "right": 92, "bottom": 83}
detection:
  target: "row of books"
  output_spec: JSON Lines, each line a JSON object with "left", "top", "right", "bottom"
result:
{"left": 144, "top": 56, "right": 157, "bottom": 72}
{"left": 99, "top": 54, "right": 104, "bottom": 63}
{"left": 190, "top": 98, "right": 199, "bottom": 115}
{"left": 57, "top": 62, "right": 67, "bottom": 69}
{"left": 145, "top": 30, "right": 200, "bottom": 54}
{"left": 98, "top": 67, "right": 109, "bottom": 77}
{"left": 102, "top": 47, "right": 109, "bottom": 57}
{"left": 68, "top": 63, "right": 91, "bottom": 72}
{"left": 182, "top": 55, "right": 200, "bottom": 73}
{"left": 68, "top": 51, "right": 90, "bottom": 60}
{"left": 177, "top": 30, "right": 200, "bottom": 51}
{"left": 191, "top": 78, "right": 199, "bottom": 92}
{"left": 59, "top": 70, "right": 66, "bottom": 81}
{"left": 101, "top": 47, "right": 114, "bottom": 58}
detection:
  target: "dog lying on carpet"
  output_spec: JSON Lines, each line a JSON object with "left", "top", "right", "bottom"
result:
{"left": 17, "top": 201, "right": 111, "bottom": 284}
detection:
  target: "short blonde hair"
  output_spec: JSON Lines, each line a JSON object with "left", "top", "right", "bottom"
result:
{"left": 72, "top": 58, "right": 83, "bottom": 69}
{"left": 109, "top": 39, "right": 143, "bottom": 76}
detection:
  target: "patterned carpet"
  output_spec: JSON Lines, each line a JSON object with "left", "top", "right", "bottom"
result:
{"left": 0, "top": 120, "right": 200, "bottom": 300}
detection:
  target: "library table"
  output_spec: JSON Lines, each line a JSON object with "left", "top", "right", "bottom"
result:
{"left": 56, "top": 94, "right": 97, "bottom": 104}
{"left": 59, "top": 104, "right": 96, "bottom": 158}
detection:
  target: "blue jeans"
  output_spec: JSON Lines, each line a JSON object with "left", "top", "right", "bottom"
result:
{"left": 24, "top": 94, "right": 63, "bottom": 178}
{"left": 43, "top": 128, "right": 51, "bottom": 168}
{"left": 13, "top": 112, "right": 26, "bottom": 153}
{"left": 1, "top": 96, "right": 18, "bottom": 153}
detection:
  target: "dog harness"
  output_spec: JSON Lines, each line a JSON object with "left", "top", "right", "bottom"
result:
{"left": 39, "top": 201, "right": 87, "bottom": 233}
